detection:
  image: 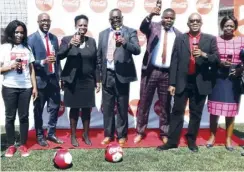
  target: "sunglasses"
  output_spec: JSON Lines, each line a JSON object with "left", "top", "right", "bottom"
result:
{"left": 189, "top": 19, "right": 201, "bottom": 23}
{"left": 110, "top": 16, "right": 122, "bottom": 21}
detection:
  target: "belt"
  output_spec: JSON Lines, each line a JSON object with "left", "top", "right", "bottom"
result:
{"left": 152, "top": 66, "right": 169, "bottom": 72}
{"left": 107, "top": 68, "right": 115, "bottom": 73}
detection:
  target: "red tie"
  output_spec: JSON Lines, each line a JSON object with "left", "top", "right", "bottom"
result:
{"left": 162, "top": 30, "right": 168, "bottom": 64}
{"left": 45, "top": 34, "right": 53, "bottom": 73}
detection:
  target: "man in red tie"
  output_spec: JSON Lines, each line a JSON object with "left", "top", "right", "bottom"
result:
{"left": 134, "top": 7, "right": 181, "bottom": 144}
{"left": 157, "top": 13, "right": 219, "bottom": 152}
{"left": 28, "top": 13, "right": 63, "bottom": 147}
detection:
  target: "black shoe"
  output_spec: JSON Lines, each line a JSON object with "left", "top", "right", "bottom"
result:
{"left": 156, "top": 144, "right": 178, "bottom": 151}
{"left": 82, "top": 133, "right": 92, "bottom": 146}
{"left": 188, "top": 143, "right": 199, "bottom": 152}
{"left": 71, "top": 136, "right": 79, "bottom": 147}
{"left": 47, "top": 135, "right": 64, "bottom": 144}
{"left": 37, "top": 138, "right": 48, "bottom": 147}
{"left": 185, "top": 136, "right": 198, "bottom": 152}
{"left": 241, "top": 152, "right": 244, "bottom": 156}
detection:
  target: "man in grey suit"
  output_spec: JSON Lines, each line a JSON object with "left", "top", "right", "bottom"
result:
{"left": 97, "top": 8, "right": 141, "bottom": 146}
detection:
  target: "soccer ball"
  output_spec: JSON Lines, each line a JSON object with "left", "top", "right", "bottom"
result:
{"left": 105, "top": 143, "right": 123, "bottom": 162}
{"left": 53, "top": 148, "right": 72, "bottom": 169}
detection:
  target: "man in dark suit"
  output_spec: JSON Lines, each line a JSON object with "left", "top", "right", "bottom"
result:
{"left": 28, "top": 13, "right": 63, "bottom": 146}
{"left": 157, "top": 13, "right": 219, "bottom": 152}
{"left": 97, "top": 8, "right": 141, "bottom": 146}
{"left": 134, "top": 8, "right": 181, "bottom": 144}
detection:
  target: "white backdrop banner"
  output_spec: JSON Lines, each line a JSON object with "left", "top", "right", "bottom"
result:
{"left": 1, "top": 0, "right": 243, "bottom": 129}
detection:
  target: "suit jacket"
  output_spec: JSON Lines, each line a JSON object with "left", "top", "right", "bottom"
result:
{"left": 28, "top": 31, "right": 61, "bottom": 89}
{"left": 140, "top": 17, "right": 181, "bottom": 70}
{"left": 57, "top": 36, "right": 97, "bottom": 85}
{"left": 97, "top": 25, "right": 141, "bottom": 84}
{"left": 169, "top": 33, "right": 220, "bottom": 95}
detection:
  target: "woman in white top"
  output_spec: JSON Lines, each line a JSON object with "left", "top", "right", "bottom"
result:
{"left": 0, "top": 20, "right": 38, "bottom": 157}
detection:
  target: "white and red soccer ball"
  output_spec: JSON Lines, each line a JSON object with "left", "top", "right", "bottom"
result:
{"left": 105, "top": 143, "right": 123, "bottom": 162}
{"left": 53, "top": 148, "right": 72, "bottom": 169}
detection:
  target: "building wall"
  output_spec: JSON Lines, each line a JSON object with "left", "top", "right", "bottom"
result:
{"left": 0, "top": 0, "right": 27, "bottom": 43}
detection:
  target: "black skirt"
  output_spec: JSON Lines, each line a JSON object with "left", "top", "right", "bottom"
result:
{"left": 63, "top": 76, "right": 95, "bottom": 108}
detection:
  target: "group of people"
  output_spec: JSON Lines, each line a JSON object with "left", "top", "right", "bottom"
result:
{"left": 0, "top": 6, "right": 244, "bottom": 158}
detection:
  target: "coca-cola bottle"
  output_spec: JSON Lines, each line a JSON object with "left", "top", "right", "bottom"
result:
{"left": 226, "top": 50, "right": 233, "bottom": 63}
{"left": 16, "top": 58, "right": 22, "bottom": 74}
{"left": 115, "top": 27, "right": 121, "bottom": 47}
{"left": 156, "top": 0, "right": 162, "bottom": 9}
{"left": 192, "top": 37, "right": 198, "bottom": 50}
{"left": 74, "top": 31, "right": 81, "bottom": 40}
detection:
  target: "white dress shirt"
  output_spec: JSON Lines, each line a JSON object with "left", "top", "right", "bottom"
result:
{"left": 38, "top": 29, "right": 54, "bottom": 66}
{"left": 151, "top": 27, "right": 176, "bottom": 68}
{"left": 106, "top": 27, "right": 122, "bottom": 70}
{"left": 106, "top": 29, "right": 115, "bottom": 70}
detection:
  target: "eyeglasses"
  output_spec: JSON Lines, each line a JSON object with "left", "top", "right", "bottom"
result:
{"left": 189, "top": 19, "right": 201, "bottom": 24}
{"left": 39, "top": 19, "right": 51, "bottom": 24}
{"left": 110, "top": 16, "right": 122, "bottom": 21}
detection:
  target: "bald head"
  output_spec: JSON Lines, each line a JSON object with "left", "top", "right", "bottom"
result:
{"left": 188, "top": 13, "right": 202, "bottom": 23}
{"left": 38, "top": 13, "right": 50, "bottom": 21}
{"left": 37, "top": 13, "right": 51, "bottom": 33}
{"left": 187, "top": 13, "right": 202, "bottom": 34}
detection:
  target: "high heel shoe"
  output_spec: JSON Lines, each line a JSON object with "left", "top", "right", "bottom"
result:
{"left": 82, "top": 133, "right": 92, "bottom": 146}
{"left": 206, "top": 139, "right": 215, "bottom": 148}
{"left": 71, "top": 136, "right": 79, "bottom": 147}
{"left": 225, "top": 145, "right": 234, "bottom": 151}
{"left": 206, "top": 143, "right": 214, "bottom": 148}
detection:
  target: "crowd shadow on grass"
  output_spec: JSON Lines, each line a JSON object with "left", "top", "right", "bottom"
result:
{"left": 1, "top": 131, "right": 20, "bottom": 152}
{"left": 233, "top": 129, "right": 244, "bottom": 140}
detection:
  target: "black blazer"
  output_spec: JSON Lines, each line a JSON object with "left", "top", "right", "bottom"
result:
{"left": 97, "top": 26, "right": 141, "bottom": 84}
{"left": 57, "top": 36, "right": 98, "bottom": 84}
{"left": 169, "top": 33, "right": 220, "bottom": 95}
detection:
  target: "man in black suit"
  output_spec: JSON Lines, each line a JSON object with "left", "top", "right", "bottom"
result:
{"left": 97, "top": 8, "right": 141, "bottom": 146}
{"left": 157, "top": 13, "right": 219, "bottom": 152}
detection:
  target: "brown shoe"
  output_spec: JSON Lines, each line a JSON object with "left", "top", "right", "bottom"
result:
{"left": 118, "top": 138, "right": 127, "bottom": 147}
{"left": 161, "top": 136, "right": 168, "bottom": 144}
{"left": 101, "top": 137, "right": 112, "bottom": 145}
{"left": 134, "top": 134, "right": 143, "bottom": 144}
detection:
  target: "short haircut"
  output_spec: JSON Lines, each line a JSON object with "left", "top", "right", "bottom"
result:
{"left": 220, "top": 15, "right": 238, "bottom": 31}
{"left": 3, "top": 20, "right": 29, "bottom": 49}
{"left": 109, "top": 8, "right": 122, "bottom": 17}
{"left": 163, "top": 8, "right": 176, "bottom": 16}
{"left": 74, "top": 14, "right": 89, "bottom": 25}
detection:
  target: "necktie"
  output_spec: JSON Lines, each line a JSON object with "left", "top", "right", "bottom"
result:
{"left": 188, "top": 37, "right": 197, "bottom": 75}
{"left": 162, "top": 30, "right": 168, "bottom": 64}
{"left": 106, "top": 33, "right": 116, "bottom": 62}
{"left": 45, "top": 34, "right": 53, "bottom": 73}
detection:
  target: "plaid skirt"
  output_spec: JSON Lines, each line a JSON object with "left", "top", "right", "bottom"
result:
{"left": 208, "top": 72, "right": 241, "bottom": 117}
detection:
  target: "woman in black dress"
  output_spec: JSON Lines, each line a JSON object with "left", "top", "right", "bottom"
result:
{"left": 57, "top": 15, "right": 100, "bottom": 146}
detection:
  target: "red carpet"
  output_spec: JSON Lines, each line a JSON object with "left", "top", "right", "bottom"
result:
{"left": 26, "top": 128, "right": 244, "bottom": 150}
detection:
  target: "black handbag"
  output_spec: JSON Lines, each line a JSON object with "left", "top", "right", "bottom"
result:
{"left": 239, "top": 49, "right": 244, "bottom": 93}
